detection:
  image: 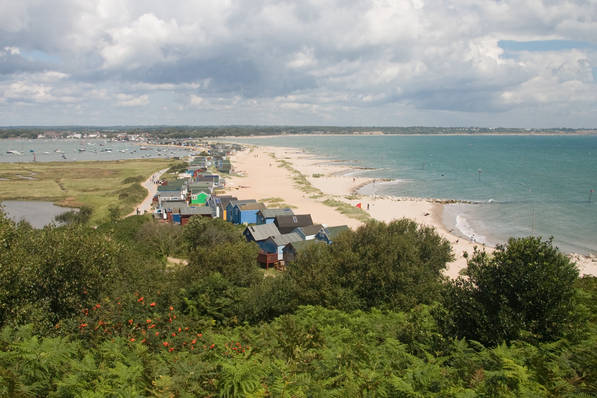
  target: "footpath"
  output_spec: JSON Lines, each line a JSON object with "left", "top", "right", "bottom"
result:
{"left": 127, "top": 168, "right": 169, "bottom": 217}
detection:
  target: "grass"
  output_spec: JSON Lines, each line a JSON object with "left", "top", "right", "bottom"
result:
{"left": 0, "top": 159, "right": 174, "bottom": 224}
{"left": 323, "top": 199, "right": 371, "bottom": 222}
{"left": 276, "top": 159, "right": 323, "bottom": 196}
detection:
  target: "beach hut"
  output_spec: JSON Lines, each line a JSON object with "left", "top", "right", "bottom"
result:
{"left": 225, "top": 199, "right": 256, "bottom": 222}
{"left": 293, "top": 224, "right": 324, "bottom": 240}
{"left": 207, "top": 195, "right": 237, "bottom": 219}
{"left": 179, "top": 206, "right": 215, "bottom": 224}
{"left": 256, "top": 208, "right": 294, "bottom": 225}
{"left": 274, "top": 214, "right": 313, "bottom": 234}
{"left": 315, "top": 225, "right": 350, "bottom": 244}
{"left": 243, "top": 223, "right": 281, "bottom": 243}
{"left": 218, "top": 159, "right": 232, "bottom": 173}
{"left": 260, "top": 232, "right": 302, "bottom": 261}
{"left": 232, "top": 202, "right": 266, "bottom": 224}
{"left": 190, "top": 187, "right": 210, "bottom": 205}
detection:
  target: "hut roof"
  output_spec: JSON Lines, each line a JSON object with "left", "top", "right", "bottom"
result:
{"left": 258, "top": 208, "right": 294, "bottom": 219}
{"left": 270, "top": 232, "right": 303, "bottom": 246}
{"left": 274, "top": 214, "right": 313, "bottom": 229}
{"left": 296, "top": 224, "right": 324, "bottom": 236}
{"left": 245, "top": 224, "right": 281, "bottom": 241}
{"left": 238, "top": 202, "right": 266, "bottom": 211}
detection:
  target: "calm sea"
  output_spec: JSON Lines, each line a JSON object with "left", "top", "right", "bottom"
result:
{"left": 1, "top": 138, "right": 193, "bottom": 162}
{"left": 232, "top": 135, "right": 597, "bottom": 255}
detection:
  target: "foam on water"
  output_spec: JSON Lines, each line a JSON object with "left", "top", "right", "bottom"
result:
{"left": 455, "top": 215, "right": 486, "bottom": 245}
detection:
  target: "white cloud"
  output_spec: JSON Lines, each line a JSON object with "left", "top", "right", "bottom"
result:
{"left": 0, "top": 0, "right": 595, "bottom": 126}
{"left": 116, "top": 93, "right": 149, "bottom": 106}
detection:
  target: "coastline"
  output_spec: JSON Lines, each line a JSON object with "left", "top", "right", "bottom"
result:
{"left": 225, "top": 145, "right": 597, "bottom": 278}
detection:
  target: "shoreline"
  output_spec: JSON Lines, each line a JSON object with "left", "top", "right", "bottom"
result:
{"left": 225, "top": 145, "right": 491, "bottom": 278}
{"left": 224, "top": 144, "right": 597, "bottom": 278}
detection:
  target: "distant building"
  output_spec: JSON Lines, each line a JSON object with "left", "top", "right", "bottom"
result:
{"left": 256, "top": 208, "right": 294, "bottom": 225}
{"left": 274, "top": 214, "right": 313, "bottom": 234}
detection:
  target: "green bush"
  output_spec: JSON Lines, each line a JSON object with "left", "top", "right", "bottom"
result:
{"left": 442, "top": 237, "right": 579, "bottom": 345}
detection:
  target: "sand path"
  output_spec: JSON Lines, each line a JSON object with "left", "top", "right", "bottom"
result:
{"left": 127, "top": 168, "right": 168, "bottom": 217}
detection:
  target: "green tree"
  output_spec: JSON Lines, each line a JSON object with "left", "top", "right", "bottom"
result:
{"left": 185, "top": 240, "right": 261, "bottom": 287}
{"left": 442, "top": 236, "right": 579, "bottom": 345}
{"left": 0, "top": 220, "right": 127, "bottom": 330}
{"left": 182, "top": 216, "right": 243, "bottom": 250}
{"left": 289, "top": 219, "right": 453, "bottom": 311}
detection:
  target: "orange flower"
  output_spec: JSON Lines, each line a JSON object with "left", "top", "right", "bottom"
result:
{"left": 130, "top": 338, "right": 136, "bottom": 342}
{"left": 155, "top": 331, "right": 160, "bottom": 336}
{"left": 191, "top": 339, "right": 197, "bottom": 345}
{"left": 177, "top": 327, "right": 181, "bottom": 332}
{"left": 146, "top": 319, "right": 152, "bottom": 323}
{"left": 150, "top": 302, "right": 156, "bottom": 307}
{"left": 168, "top": 347, "right": 174, "bottom": 352}
{"left": 148, "top": 324, "right": 156, "bottom": 329}
{"left": 79, "top": 323, "right": 87, "bottom": 328}
{"left": 197, "top": 333, "right": 203, "bottom": 338}
{"left": 210, "top": 344, "right": 215, "bottom": 349}
{"left": 169, "top": 306, "right": 174, "bottom": 311}
{"left": 137, "top": 296, "right": 144, "bottom": 302}
{"left": 141, "top": 338, "right": 147, "bottom": 344}
{"left": 128, "top": 319, "right": 133, "bottom": 325}
{"left": 163, "top": 341, "right": 169, "bottom": 347}
{"left": 171, "top": 332, "right": 176, "bottom": 337}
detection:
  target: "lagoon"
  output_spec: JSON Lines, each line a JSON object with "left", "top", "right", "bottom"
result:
{"left": 1, "top": 200, "right": 71, "bottom": 228}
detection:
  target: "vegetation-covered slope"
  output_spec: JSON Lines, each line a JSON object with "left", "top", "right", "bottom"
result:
{"left": 0, "top": 212, "right": 594, "bottom": 397}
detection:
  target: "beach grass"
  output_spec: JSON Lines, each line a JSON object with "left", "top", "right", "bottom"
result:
{"left": 322, "top": 198, "right": 371, "bottom": 222}
{"left": 0, "top": 159, "right": 173, "bottom": 223}
{"left": 276, "top": 158, "right": 323, "bottom": 195}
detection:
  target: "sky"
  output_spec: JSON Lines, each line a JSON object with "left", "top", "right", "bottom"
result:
{"left": 0, "top": 0, "right": 596, "bottom": 128}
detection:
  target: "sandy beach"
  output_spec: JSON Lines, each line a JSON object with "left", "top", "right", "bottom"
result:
{"left": 224, "top": 145, "right": 597, "bottom": 278}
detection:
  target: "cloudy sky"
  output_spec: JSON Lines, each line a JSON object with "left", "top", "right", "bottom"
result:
{"left": 1, "top": 0, "right": 596, "bottom": 127}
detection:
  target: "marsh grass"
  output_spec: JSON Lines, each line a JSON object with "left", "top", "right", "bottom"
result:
{"left": 0, "top": 159, "right": 173, "bottom": 223}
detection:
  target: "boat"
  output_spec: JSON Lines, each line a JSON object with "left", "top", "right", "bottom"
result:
{"left": 6, "top": 150, "right": 23, "bottom": 155}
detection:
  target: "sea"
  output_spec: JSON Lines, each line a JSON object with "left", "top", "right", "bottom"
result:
{"left": 1, "top": 138, "right": 193, "bottom": 162}
{"left": 230, "top": 135, "right": 597, "bottom": 255}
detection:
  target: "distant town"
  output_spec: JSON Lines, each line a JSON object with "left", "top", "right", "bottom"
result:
{"left": 1, "top": 125, "right": 596, "bottom": 140}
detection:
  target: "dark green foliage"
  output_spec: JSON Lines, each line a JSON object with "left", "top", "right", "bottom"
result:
{"left": 1, "top": 210, "right": 595, "bottom": 396}
{"left": 54, "top": 205, "right": 92, "bottom": 225}
{"left": 442, "top": 237, "right": 579, "bottom": 346}
{"left": 182, "top": 216, "right": 243, "bottom": 250}
{"left": 121, "top": 175, "right": 145, "bottom": 184}
{"left": 238, "top": 276, "right": 301, "bottom": 323}
{"left": 0, "top": 222, "right": 126, "bottom": 331}
{"left": 186, "top": 240, "right": 261, "bottom": 287}
{"left": 107, "top": 205, "right": 121, "bottom": 222}
{"left": 289, "top": 219, "right": 453, "bottom": 311}
{"left": 179, "top": 273, "right": 243, "bottom": 326}
{"left": 136, "top": 221, "right": 184, "bottom": 258}
{"left": 166, "top": 161, "right": 189, "bottom": 174}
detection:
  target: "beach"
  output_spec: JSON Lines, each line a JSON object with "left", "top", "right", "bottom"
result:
{"left": 225, "top": 145, "right": 597, "bottom": 278}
